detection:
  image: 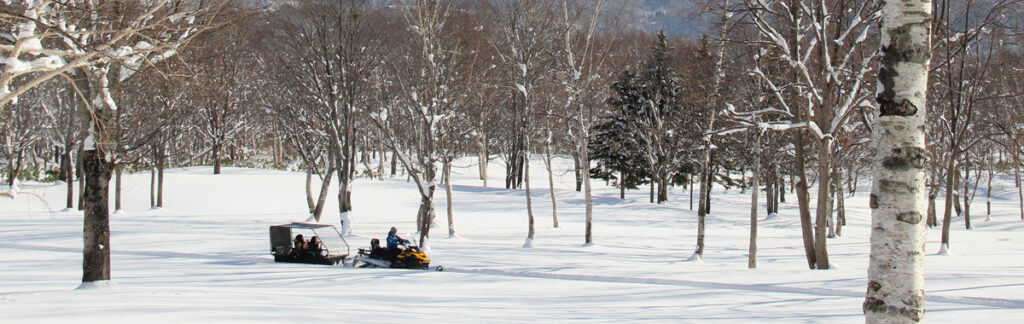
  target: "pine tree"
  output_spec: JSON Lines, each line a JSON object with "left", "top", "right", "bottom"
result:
{"left": 595, "top": 32, "right": 686, "bottom": 204}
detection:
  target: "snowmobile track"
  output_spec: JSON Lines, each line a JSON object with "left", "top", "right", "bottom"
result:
{"left": 440, "top": 267, "right": 1024, "bottom": 309}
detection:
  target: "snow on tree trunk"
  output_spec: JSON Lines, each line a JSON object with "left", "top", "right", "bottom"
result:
{"left": 416, "top": 191, "right": 436, "bottom": 252}
{"left": 863, "top": 0, "right": 931, "bottom": 321}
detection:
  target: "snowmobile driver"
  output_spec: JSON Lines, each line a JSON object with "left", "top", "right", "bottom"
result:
{"left": 386, "top": 227, "right": 409, "bottom": 250}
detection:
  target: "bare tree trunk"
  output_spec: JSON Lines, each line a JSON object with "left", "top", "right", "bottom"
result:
{"left": 650, "top": 178, "right": 656, "bottom": 203}
{"left": 444, "top": 159, "right": 456, "bottom": 237}
{"left": 312, "top": 166, "right": 334, "bottom": 221}
{"left": 986, "top": 165, "right": 992, "bottom": 218}
{"left": 836, "top": 177, "right": 846, "bottom": 237}
{"left": 212, "top": 142, "right": 222, "bottom": 175}
{"left": 77, "top": 143, "right": 85, "bottom": 211}
{"left": 766, "top": 172, "right": 776, "bottom": 215}
{"left": 749, "top": 131, "right": 761, "bottom": 269}
{"left": 689, "top": 172, "right": 694, "bottom": 210}
{"left": 827, "top": 171, "right": 839, "bottom": 238}
{"left": 391, "top": 149, "right": 398, "bottom": 176}
{"left": 794, "top": 130, "right": 816, "bottom": 268}
{"left": 64, "top": 149, "right": 74, "bottom": 209}
{"left": 156, "top": 158, "right": 164, "bottom": 208}
{"left": 82, "top": 148, "right": 112, "bottom": 282}
{"left": 953, "top": 165, "right": 962, "bottom": 216}
{"left": 582, "top": 142, "right": 593, "bottom": 245}
{"left": 963, "top": 164, "right": 972, "bottom": 229}
{"left": 927, "top": 192, "right": 937, "bottom": 227}
{"left": 573, "top": 149, "right": 582, "bottom": 192}
{"left": 416, "top": 190, "right": 436, "bottom": 248}
{"left": 695, "top": 156, "right": 709, "bottom": 259}
{"left": 941, "top": 156, "right": 956, "bottom": 248}
{"left": 779, "top": 173, "right": 786, "bottom": 202}
{"left": 524, "top": 153, "right": 535, "bottom": 247}
{"left": 478, "top": 132, "right": 488, "bottom": 187}
{"left": 620, "top": 173, "right": 626, "bottom": 199}
{"left": 305, "top": 168, "right": 315, "bottom": 214}
{"left": 705, "top": 160, "right": 714, "bottom": 213}
{"left": 150, "top": 166, "right": 156, "bottom": 208}
{"left": 378, "top": 134, "right": 385, "bottom": 181}
{"left": 545, "top": 143, "right": 558, "bottom": 228}
{"left": 1017, "top": 154, "right": 1023, "bottom": 220}
{"left": 114, "top": 166, "right": 122, "bottom": 212}
{"left": 657, "top": 173, "right": 668, "bottom": 204}
{"left": 864, "top": 0, "right": 930, "bottom": 320}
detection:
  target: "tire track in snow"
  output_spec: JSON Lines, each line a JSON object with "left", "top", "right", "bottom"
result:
{"left": 441, "top": 267, "right": 1024, "bottom": 309}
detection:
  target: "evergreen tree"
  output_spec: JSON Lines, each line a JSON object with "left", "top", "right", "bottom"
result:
{"left": 593, "top": 32, "right": 687, "bottom": 203}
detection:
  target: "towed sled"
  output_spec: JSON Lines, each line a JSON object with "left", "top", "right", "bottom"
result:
{"left": 269, "top": 223, "right": 350, "bottom": 266}
{"left": 353, "top": 238, "right": 431, "bottom": 270}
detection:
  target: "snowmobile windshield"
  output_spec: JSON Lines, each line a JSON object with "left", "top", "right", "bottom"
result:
{"left": 282, "top": 222, "right": 350, "bottom": 256}
{"left": 311, "top": 227, "right": 349, "bottom": 256}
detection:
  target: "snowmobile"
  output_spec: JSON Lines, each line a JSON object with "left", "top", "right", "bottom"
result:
{"left": 353, "top": 238, "right": 431, "bottom": 269}
{"left": 269, "top": 222, "right": 350, "bottom": 266}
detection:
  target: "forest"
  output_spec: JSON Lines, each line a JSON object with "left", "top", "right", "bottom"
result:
{"left": 2, "top": 0, "right": 1023, "bottom": 322}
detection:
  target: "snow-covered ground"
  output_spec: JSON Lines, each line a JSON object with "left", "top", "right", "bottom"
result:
{"left": 1, "top": 158, "right": 1022, "bottom": 323}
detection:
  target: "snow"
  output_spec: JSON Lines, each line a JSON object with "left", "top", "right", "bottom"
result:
{"left": 1, "top": 159, "right": 1023, "bottom": 322}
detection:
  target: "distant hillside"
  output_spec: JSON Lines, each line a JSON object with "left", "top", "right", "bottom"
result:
{"left": 611, "top": 0, "right": 706, "bottom": 37}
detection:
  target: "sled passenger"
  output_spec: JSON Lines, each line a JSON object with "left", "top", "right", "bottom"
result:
{"left": 293, "top": 234, "right": 307, "bottom": 253}
{"left": 308, "top": 236, "right": 323, "bottom": 255}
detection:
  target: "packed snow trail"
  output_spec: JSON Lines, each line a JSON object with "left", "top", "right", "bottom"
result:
{"left": 440, "top": 267, "right": 1024, "bottom": 309}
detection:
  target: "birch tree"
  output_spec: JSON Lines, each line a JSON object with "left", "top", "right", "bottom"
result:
{"left": 271, "top": 0, "right": 379, "bottom": 233}
{"left": 559, "top": 0, "right": 608, "bottom": 241}
{"left": 692, "top": 0, "right": 734, "bottom": 261}
{"left": 744, "top": 0, "right": 880, "bottom": 268}
{"left": 370, "top": 0, "right": 460, "bottom": 250}
{"left": 863, "top": 0, "right": 931, "bottom": 321}
{"left": 488, "top": 0, "right": 559, "bottom": 248}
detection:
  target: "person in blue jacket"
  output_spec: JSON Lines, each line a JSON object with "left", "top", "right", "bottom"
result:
{"left": 386, "top": 226, "right": 408, "bottom": 250}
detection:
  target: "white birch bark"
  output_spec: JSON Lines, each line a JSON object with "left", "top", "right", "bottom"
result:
{"left": 864, "top": 0, "right": 931, "bottom": 321}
